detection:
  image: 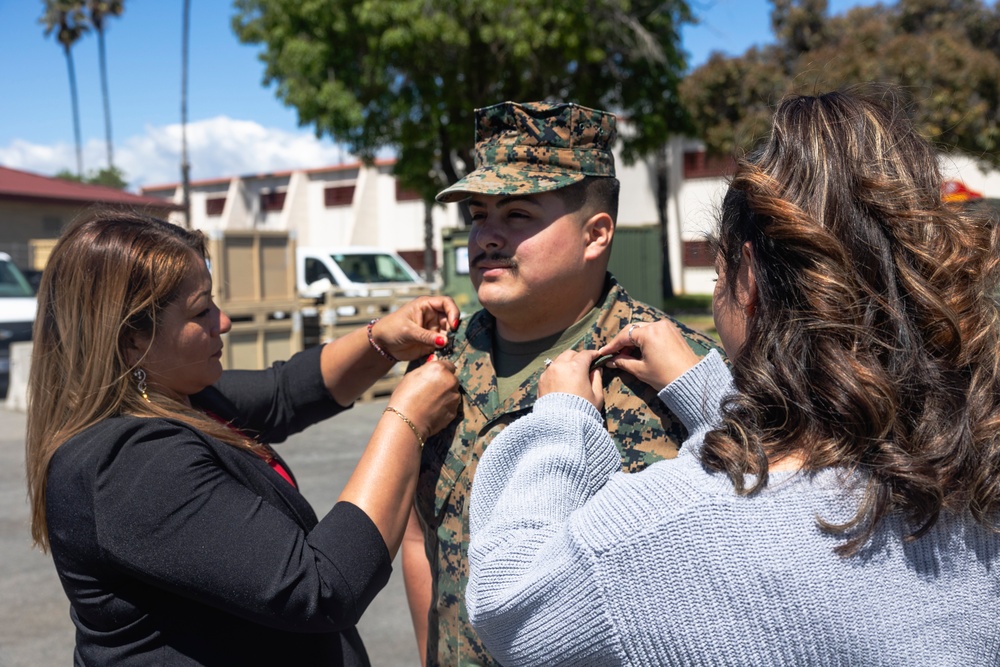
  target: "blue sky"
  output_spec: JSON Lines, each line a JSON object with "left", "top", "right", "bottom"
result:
{"left": 0, "top": 0, "right": 877, "bottom": 190}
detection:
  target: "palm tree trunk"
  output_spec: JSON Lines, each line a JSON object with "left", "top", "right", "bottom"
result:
{"left": 96, "top": 28, "right": 114, "bottom": 168}
{"left": 64, "top": 45, "right": 84, "bottom": 178}
{"left": 181, "top": 0, "right": 192, "bottom": 229}
{"left": 41, "top": 1, "right": 89, "bottom": 178}
{"left": 655, "top": 145, "right": 675, "bottom": 300}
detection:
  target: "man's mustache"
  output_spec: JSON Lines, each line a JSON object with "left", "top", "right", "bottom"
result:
{"left": 471, "top": 253, "right": 517, "bottom": 269}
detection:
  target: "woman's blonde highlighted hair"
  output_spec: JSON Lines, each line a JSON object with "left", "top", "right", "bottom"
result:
{"left": 705, "top": 86, "right": 1000, "bottom": 554}
{"left": 26, "top": 209, "right": 262, "bottom": 551}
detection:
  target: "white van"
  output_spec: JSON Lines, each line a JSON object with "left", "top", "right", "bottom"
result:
{"left": 0, "top": 253, "right": 37, "bottom": 397}
{"left": 297, "top": 246, "right": 427, "bottom": 300}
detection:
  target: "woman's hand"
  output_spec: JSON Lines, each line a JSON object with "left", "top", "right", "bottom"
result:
{"left": 598, "top": 320, "right": 701, "bottom": 391}
{"left": 372, "top": 295, "right": 461, "bottom": 362}
{"left": 387, "top": 358, "right": 460, "bottom": 440}
{"left": 538, "top": 350, "right": 605, "bottom": 412}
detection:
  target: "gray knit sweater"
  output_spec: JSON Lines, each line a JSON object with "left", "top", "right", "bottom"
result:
{"left": 467, "top": 350, "right": 1000, "bottom": 666}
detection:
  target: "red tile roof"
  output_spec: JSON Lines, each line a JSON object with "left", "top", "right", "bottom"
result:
{"left": 0, "top": 165, "right": 181, "bottom": 209}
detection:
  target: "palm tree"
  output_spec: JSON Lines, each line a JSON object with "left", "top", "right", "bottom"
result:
{"left": 87, "top": 0, "right": 125, "bottom": 170}
{"left": 40, "top": 0, "right": 89, "bottom": 178}
{"left": 181, "top": 0, "right": 192, "bottom": 228}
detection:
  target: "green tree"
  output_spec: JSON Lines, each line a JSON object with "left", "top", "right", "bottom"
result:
{"left": 86, "top": 165, "right": 128, "bottom": 189}
{"left": 681, "top": 0, "right": 1000, "bottom": 169}
{"left": 53, "top": 169, "right": 83, "bottom": 183}
{"left": 87, "top": 0, "right": 125, "bottom": 170}
{"left": 232, "top": 0, "right": 695, "bottom": 296}
{"left": 54, "top": 165, "right": 129, "bottom": 189}
{"left": 771, "top": 0, "right": 828, "bottom": 60}
{"left": 40, "top": 0, "right": 90, "bottom": 178}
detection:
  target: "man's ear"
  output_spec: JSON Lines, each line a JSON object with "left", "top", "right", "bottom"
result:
{"left": 583, "top": 211, "right": 614, "bottom": 261}
{"left": 738, "top": 242, "right": 758, "bottom": 313}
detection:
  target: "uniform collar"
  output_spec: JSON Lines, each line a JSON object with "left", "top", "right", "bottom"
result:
{"left": 448, "top": 273, "right": 640, "bottom": 423}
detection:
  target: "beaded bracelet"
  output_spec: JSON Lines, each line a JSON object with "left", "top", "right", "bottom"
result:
{"left": 367, "top": 318, "right": 399, "bottom": 363}
{"left": 384, "top": 406, "right": 425, "bottom": 449}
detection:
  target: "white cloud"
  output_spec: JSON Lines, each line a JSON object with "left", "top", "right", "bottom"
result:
{"left": 0, "top": 139, "right": 84, "bottom": 178}
{"left": 0, "top": 117, "right": 352, "bottom": 192}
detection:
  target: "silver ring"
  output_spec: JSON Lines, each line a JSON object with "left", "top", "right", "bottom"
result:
{"left": 543, "top": 358, "right": 552, "bottom": 368}
{"left": 627, "top": 323, "right": 640, "bottom": 345}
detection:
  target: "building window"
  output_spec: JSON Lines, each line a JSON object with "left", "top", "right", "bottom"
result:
{"left": 683, "top": 240, "right": 715, "bottom": 268}
{"left": 395, "top": 182, "right": 421, "bottom": 202}
{"left": 683, "top": 151, "right": 736, "bottom": 180}
{"left": 260, "top": 190, "right": 286, "bottom": 212}
{"left": 205, "top": 196, "right": 226, "bottom": 216}
{"left": 324, "top": 185, "right": 356, "bottom": 207}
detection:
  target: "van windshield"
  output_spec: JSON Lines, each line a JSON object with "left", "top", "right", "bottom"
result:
{"left": 0, "top": 261, "right": 35, "bottom": 298}
{"left": 331, "top": 253, "right": 416, "bottom": 284}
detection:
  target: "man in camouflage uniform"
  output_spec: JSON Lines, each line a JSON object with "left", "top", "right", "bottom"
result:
{"left": 402, "top": 101, "right": 721, "bottom": 666}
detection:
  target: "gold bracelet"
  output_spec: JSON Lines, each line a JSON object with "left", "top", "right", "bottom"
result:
{"left": 384, "top": 406, "right": 425, "bottom": 449}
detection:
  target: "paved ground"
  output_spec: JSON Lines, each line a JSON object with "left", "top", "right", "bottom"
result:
{"left": 0, "top": 397, "right": 421, "bottom": 667}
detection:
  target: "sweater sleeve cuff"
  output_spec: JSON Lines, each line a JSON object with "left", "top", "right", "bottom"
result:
{"left": 657, "top": 349, "right": 734, "bottom": 434}
{"left": 533, "top": 391, "right": 604, "bottom": 422}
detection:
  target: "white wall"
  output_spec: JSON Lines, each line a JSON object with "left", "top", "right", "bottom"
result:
{"left": 148, "top": 163, "right": 462, "bottom": 275}
{"left": 141, "top": 144, "right": 1000, "bottom": 298}
{"left": 616, "top": 152, "right": 658, "bottom": 227}
{"left": 306, "top": 167, "right": 360, "bottom": 247}
{"left": 940, "top": 153, "right": 1000, "bottom": 197}
{"left": 678, "top": 176, "right": 728, "bottom": 241}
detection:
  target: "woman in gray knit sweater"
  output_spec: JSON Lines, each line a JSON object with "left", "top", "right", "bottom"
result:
{"left": 466, "top": 87, "right": 1000, "bottom": 666}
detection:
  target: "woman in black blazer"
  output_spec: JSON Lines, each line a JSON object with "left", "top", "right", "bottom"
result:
{"left": 25, "top": 210, "right": 461, "bottom": 666}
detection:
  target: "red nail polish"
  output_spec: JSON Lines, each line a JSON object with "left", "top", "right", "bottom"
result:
{"left": 452, "top": 318, "right": 460, "bottom": 330}
{"left": 435, "top": 335, "right": 446, "bottom": 347}
{"left": 427, "top": 354, "right": 436, "bottom": 363}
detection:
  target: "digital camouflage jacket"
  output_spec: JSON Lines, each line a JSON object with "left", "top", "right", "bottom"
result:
{"left": 413, "top": 275, "right": 722, "bottom": 666}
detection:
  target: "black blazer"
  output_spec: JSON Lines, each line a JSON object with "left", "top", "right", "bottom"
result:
{"left": 46, "top": 346, "right": 392, "bottom": 666}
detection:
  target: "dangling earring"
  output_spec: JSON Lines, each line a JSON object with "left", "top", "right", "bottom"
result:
{"left": 133, "top": 368, "right": 149, "bottom": 402}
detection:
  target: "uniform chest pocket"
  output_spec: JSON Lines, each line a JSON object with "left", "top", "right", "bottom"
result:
{"left": 416, "top": 407, "right": 521, "bottom": 528}
{"left": 415, "top": 414, "right": 466, "bottom": 526}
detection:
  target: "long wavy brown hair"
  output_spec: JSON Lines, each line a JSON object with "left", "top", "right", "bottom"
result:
{"left": 25, "top": 210, "right": 264, "bottom": 551}
{"left": 704, "top": 87, "right": 1000, "bottom": 555}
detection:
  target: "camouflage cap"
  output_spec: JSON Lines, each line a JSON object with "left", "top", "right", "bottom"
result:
{"left": 436, "top": 101, "right": 617, "bottom": 203}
